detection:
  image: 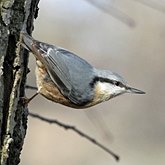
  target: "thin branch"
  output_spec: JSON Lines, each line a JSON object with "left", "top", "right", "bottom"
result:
{"left": 85, "top": 0, "right": 135, "bottom": 27}
{"left": 28, "top": 112, "right": 119, "bottom": 161}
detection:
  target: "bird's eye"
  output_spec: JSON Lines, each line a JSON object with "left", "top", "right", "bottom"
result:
{"left": 114, "top": 81, "right": 120, "bottom": 86}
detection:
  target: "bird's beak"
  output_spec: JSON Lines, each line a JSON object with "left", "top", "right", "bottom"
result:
{"left": 126, "top": 86, "right": 145, "bottom": 94}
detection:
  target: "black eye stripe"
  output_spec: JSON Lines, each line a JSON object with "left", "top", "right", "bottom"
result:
{"left": 90, "top": 77, "right": 125, "bottom": 88}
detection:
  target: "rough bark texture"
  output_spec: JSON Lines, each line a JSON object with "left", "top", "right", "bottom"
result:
{"left": 0, "top": 0, "right": 39, "bottom": 164}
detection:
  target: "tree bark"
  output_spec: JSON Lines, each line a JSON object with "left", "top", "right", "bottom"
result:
{"left": 0, "top": 0, "right": 39, "bottom": 164}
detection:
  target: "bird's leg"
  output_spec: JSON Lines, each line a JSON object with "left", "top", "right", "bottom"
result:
{"left": 27, "top": 92, "right": 39, "bottom": 103}
{"left": 22, "top": 84, "right": 38, "bottom": 105}
{"left": 25, "top": 85, "right": 38, "bottom": 90}
{"left": 21, "top": 92, "right": 39, "bottom": 106}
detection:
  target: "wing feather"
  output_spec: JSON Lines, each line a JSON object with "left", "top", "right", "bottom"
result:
{"left": 44, "top": 48, "right": 94, "bottom": 105}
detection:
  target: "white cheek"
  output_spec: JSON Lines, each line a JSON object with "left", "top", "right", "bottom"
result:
{"left": 109, "top": 85, "right": 125, "bottom": 95}
{"left": 99, "top": 82, "right": 125, "bottom": 95}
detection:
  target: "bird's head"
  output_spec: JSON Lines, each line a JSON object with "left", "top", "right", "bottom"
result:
{"left": 92, "top": 69, "right": 145, "bottom": 103}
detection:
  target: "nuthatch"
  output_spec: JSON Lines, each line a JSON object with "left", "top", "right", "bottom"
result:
{"left": 21, "top": 33, "right": 145, "bottom": 108}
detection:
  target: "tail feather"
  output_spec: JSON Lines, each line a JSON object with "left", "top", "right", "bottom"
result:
{"left": 21, "top": 32, "right": 34, "bottom": 51}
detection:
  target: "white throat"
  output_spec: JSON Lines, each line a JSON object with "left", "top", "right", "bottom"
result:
{"left": 95, "top": 81, "right": 126, "bottom": 102}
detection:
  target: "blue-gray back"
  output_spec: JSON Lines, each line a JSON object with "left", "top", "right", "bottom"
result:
{"left": 45, "top": 47, "right": 95, "bottom": 105}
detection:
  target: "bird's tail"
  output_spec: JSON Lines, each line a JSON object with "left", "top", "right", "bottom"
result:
{"left": 20, "top": 32, "right": 34, "bottom": 51}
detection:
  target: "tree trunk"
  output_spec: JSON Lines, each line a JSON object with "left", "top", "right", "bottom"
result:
{"left": 0, "top": 0, "right": 39, "bottom": 164}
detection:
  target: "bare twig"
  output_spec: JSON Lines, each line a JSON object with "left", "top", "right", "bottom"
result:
{"left": 85, "top": 0, "right": 135, "bottom": 27}
{"left": 28, "top": 112, "right": 119, "bottom": 161}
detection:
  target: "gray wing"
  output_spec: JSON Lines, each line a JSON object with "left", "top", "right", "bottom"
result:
{"left": 44, "top": 48, "right": 95, "bottom": 105}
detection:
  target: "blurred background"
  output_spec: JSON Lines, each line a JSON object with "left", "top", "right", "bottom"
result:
{"left": 21, "top": 0, "right": 165, "bottom": 165}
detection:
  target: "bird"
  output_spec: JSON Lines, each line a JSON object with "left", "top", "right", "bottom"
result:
{"left": 21, "top": 32, "right": 145, "bottom": 109}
